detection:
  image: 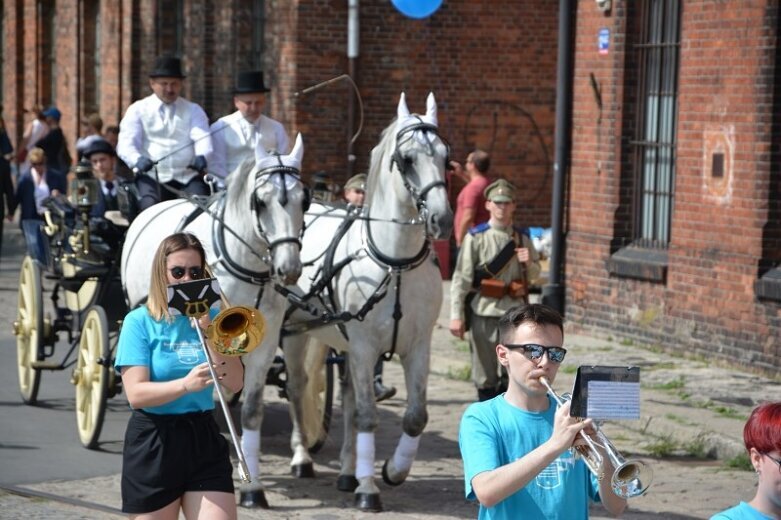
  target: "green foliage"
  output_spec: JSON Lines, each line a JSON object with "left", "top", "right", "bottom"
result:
{"left": 724, "top": 452, "right": 753, "bottom": 471}
{"left": 645, "top": 435, "right": 679, "bottom": 457}
{"left": 446, "top": 364, "right": 471, "bottom": 382}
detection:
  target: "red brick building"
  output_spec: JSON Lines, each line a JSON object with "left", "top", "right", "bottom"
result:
{"left": 1, "top": 0, "right": 559, "bottom": 227}
{"left": 567, "top": 0, "right": 781, "bottom": 374}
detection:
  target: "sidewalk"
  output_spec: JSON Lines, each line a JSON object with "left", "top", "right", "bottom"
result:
{"left": 0, "top": 226, "right": 778, "bottom": 518}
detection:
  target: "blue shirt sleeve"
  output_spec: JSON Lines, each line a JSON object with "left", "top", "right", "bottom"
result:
{"left": 115, "top": 307, "right": 151, "bottom": 371}
{"left": 460, "top": 403, "right": 501, "bottom": 501}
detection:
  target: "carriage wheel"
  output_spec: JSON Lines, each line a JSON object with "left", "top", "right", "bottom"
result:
{"left": 15, "top": 256, "right": 43, "bottom": 404}
{"left": 74, "top": 306, "right": 110, "bottom": 450}
{"left": 298, "top": 343, "right": 335, "bottom": 453}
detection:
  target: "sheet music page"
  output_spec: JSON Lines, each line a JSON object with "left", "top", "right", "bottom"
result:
{"left": 586, "top": 380, "right": 640, "bottom": 420}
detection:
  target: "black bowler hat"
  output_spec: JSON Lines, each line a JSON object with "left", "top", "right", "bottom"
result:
{"left": 149, "top": 55, "right": 186, "bottom": 79}
{"left": 234, "top": 70, "right": 270, "bottom": 94}
{"left": 82, "top": 138, "right": 116, "bottom": 158}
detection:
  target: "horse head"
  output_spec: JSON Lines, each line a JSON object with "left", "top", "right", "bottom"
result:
{"left": 244, "top": 133, "right": 307, "bottom": 284}
{"left": 385, "top": 92, "right": 453, "bottom": 240}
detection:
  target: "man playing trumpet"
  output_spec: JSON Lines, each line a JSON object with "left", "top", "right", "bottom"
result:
{"left": 458, "top": 304, "right": 627, "bottom": 519}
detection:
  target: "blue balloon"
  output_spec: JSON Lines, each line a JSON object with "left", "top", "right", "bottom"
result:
{"left": 391, "top": 0, "right": 443, "bottom": 19}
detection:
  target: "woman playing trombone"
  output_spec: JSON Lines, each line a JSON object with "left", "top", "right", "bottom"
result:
{"left": 115, "top": 232, "right": 243, "bottom": 519}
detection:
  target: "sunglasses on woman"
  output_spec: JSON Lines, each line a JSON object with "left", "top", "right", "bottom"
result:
{"left": 168, "top": 266, "right": 204, "bottom": 280}
{"left": 502, "top": 343, "right": 568, "bottom": 363}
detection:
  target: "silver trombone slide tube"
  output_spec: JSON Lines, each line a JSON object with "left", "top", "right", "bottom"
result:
{"left": 191, "top": 318, "right": 251, "bottom": 483}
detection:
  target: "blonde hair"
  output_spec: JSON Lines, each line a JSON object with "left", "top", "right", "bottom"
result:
{"left": 147, "top": 233, "right": 209, "bottom": 321}
{"left": 28, "top": 147, "right": 46, "bottom": 164}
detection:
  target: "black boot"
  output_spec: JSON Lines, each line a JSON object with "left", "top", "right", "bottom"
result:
{"left": 374, "top": 379, "right": 397, "bottom": 402}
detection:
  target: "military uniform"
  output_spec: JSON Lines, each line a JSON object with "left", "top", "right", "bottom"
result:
{"left": 450, "top": 179, "right": 541, "bottom": 399}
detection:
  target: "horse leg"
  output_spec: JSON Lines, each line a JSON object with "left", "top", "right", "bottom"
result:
{"left": 237, "top": 333, "right": 277, "bottom": 509}
{"left": 383, "top": 338, "right": 430, "bottom": 486}
{"left": 282, "top": 334, "right": 317, "bottom": 478}
{"left": 336, "top": 353, "right": 359, "bottom": 492}
{"left": 348, "top": 346, "right": 383, "bottom": 512}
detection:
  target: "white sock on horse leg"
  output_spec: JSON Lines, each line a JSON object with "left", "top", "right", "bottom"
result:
{"left": 242, "top": 429, "right": 261, "bottom": 479}
{"left": 392, "top": 433, "right": 420, "bottom": 474}
{"left": 355, "top": 432, "right": 375, "bottom": 480}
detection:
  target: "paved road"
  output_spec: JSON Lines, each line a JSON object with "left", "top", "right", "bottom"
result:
{"left": 0, "top": 225, "right": 776, "bottom": 519}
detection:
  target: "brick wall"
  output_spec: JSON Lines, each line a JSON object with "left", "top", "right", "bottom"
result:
{"left": 3, "top": 1, "right": 559, "bottom": 232}
{"left": 289, "top": 1, "right": 559, "bottom": 227}
{"left": 566, "top": 0, "right": 781, "bottom": 374}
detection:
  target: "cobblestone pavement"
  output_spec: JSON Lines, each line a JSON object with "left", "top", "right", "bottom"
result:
{"left": 1, "top": 226, "right": 779, "bottom": 519}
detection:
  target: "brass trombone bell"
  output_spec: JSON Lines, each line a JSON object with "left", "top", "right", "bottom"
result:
{"left": 206, "top": 305, "right": 266, "bottom": 356}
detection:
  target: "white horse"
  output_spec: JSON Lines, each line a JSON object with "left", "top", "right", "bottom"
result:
{"left": 121, "top": 136, "right": 307, "bottom": 508}
{"left": 273, "top": 93, "right": 453, "bottom": 512}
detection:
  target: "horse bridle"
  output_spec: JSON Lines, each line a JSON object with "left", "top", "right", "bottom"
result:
{"left": 389, "top": 120, "right": 449, "bottom": 215}
{"left": 250, "top": 161, "right": 307, "bottom": 253}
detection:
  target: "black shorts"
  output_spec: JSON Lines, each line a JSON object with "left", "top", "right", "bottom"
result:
{"left": 121, "top": 409, "right": 234, "bottom": 514}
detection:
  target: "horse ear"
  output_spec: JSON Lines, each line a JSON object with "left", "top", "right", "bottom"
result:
{"left": 397, "top": 92, "right": 410, "bottom": 120}
{"left": 425, "top": 92, "right": 438, "bottom": 126}
{"left": 289, "top": 133, "right": 304, "bottom": 165}
{"left": 254, "top": 140, "right": 270, "bottom": 165}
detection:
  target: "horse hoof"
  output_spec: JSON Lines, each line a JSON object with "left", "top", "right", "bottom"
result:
{"left": 382, "top": 459, "right": 404, "bottom": 486}
{"left": 291, "top": 462, "right": 315, "bottom": 478}
{"left": 337, "top": 474, "right": 359, "bottom": 492}
{"left": 355, "top": 492, "right": 383, "bottom": 512}
{"left": 239, "top": 489, "right": 269, "bottom": 509}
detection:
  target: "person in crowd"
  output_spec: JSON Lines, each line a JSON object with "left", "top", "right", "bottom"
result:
{"left": 459, "top": 303, "right": 627, "bottom": 519}
{"left": 15, "top": 147, "right": 66, "bottom": 224}
{"left": 35, "top": 106, "right": 71, "bottom": 174}
{"left": 311, "top": 170, "right": 338, "bottom": 202}
{"left": 114, "top": 232, "right": 243, "bottom": 519}
{"left": 342, "top": 172, "right": 397, "bottom": 402}
{"left": 0, "top": 106, "right": 16, "bottom": 222}
{"left": 451, "top": 149, "right": 491, "bottom": 248}
{"left": 82, "top": 139, "right": 120, "bottom": 217}
{"left": 208, "top": 70, "right": 289, "bottom": 184}
{"left": 17, "top": 105, "right": 49, "bottom": 175}
{"left": 450, "top": 179, "right": 540, "bottom": 401}
{"left": 711, "top": 401, "right": 781, "bottom": 520}
{"left": 75, "top": 113, "right": 104, "bottom": 160}
{"left": 117, "top": 55, "right": 212, "bottom": 210}
{"left": 104, "top": 125, "right": 133, "bottom": 179}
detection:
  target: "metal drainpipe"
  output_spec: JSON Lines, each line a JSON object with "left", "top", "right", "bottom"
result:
{"left": 541, "top": 0, "right": 574, "bottom": 315}
{"left": 346, "top": 0, "right": 359, "bottom": 178}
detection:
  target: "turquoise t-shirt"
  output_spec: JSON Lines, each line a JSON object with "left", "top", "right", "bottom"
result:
{"left": 459, "top": 394, "right": 600, "bottom": 520}
{"left": 115, "top": 306, "right": 218, "bottom": 415}
{"left": 711, "top": 502, "right": 774, "bottom": 520}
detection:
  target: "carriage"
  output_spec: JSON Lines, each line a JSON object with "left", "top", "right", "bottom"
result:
{"left": 11, "top": 134, "right": 341, "bottom": 458}
{"left": 13, "top": 167, "right": 129, "bottom": 449}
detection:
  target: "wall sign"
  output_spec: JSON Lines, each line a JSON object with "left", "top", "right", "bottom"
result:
{"left": 598, "top": 28, "right": 610, "bottom": 55}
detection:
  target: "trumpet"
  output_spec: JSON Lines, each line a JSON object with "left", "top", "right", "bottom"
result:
{"left": 191, "top": 305, "right": 266, "bottom": 483}
{"left": 539, "top": 377, "right": 652, "bottom": 498}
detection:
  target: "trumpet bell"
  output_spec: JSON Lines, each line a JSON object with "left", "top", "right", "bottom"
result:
{"left": 612, "top": 459, "right": 653, "bottom": 498}
{"left": 206, "top": 305, "right": 266, "bottom": 356}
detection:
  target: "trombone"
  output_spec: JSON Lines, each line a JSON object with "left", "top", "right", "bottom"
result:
{"left": 190, "top": 302, "right": 266, "bottom": 483}
{"left": 539, "top": 377, "right": 653, "bottom": 498}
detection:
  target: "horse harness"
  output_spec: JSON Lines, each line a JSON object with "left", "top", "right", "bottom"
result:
{"left": 168, "top": 162, "right": 305, "bottom": 308}
{"left": 283, "top": 121, "right": 448, "bottom": 360}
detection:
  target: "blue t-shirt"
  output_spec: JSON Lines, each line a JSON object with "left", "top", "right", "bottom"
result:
{"left": 711, "top": 502, "right": 774, "bottom": 520}
{"left": 459, "top": 394, "right": 600, "bottom": 520}
{"left": 115, "top": 306, "right": 218, "bottom": 415}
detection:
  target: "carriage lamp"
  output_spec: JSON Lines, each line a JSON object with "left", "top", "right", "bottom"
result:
{"left": 69, "top": 177, "right": 100, "bottom": 209}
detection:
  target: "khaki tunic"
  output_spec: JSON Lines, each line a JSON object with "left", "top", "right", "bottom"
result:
{"left": 450, "top": 223, "right": 541, "bottom": 321}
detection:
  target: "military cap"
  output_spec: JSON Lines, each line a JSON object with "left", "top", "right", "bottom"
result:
{"left": 344, "top": 173, "right": 367, "bottom": 192}
{"left": 484, "top": 178, "right": 516, "bottom": 203}
{"left": 82, "top": 138, "right": 116, "bottom": 159}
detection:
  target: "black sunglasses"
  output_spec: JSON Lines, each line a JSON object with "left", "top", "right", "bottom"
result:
{"left": 168, "top": 266, "right": 204, "bottom": 280}
{"left": 502, "top": 343, "right": 567, "bottom": 363}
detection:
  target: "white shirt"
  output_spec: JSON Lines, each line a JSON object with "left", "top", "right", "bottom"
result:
{"left": 30, "top": 167, "right": 51, "bottom": 215}
{"left": 208, "top": 111, "right": 289, "bottom": 179}
{"left": 117, "top": 94, "right": 212, "bottom": 184}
